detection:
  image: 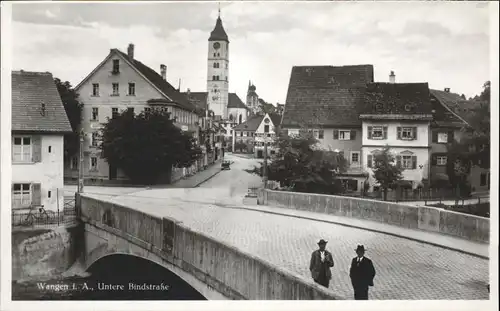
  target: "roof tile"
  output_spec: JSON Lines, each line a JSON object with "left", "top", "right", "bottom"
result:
{"left": 12, "top": 71, "right": 72, "bottom": 133}
{"left": 281, "top": 65, "right": 374, "bottom": 128}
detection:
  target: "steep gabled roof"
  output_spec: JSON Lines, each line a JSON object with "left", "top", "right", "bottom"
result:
{"left": 232, "top": 115, "right": 264, "bottom": 131}
{"left": 209, "top": 17, "right": 229, "bottom": 42}
{"left": 12, "top": 71, "right": 72, "bottom": 134}
{"left": 114, "top": 50, "right": 199, "bottom": 113}
{"left": 268, "top": 113, "right": 282, "bottom": 127}
{"left": 429, "top": 89, "right": 467, "bottom": 127}
{"left": 75, "top": 48, "right": 198, "bottom": 113}
{"left": 182, "top": 91, "right": 208, "bottom": 112}
{"left": 228, "top": 93, "right": 249, "bottom": 110}
{"left": 361, "top": 83, "right": 433, "bottom": 118}
{"left": 281, "top": 65, "right": 374, "bottom": 128}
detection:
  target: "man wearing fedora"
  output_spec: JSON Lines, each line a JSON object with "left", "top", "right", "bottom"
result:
{"left": 309, "top": 239, "right": 335, "bottom": 288}
{"left": 349, "top": 244, "right": 376, "bottom": 300}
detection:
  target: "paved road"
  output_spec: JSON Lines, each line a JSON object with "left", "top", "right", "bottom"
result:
{"left": 87, "top": 154, "right": 489, "bottom": 300}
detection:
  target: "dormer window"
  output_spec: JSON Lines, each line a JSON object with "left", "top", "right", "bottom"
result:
{"left": 40, "top": 102, "right": 46, "bottom": 116}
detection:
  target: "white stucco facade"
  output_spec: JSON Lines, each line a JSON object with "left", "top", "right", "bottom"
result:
{"left": 72, "top": 49, "right": 200, "bottom": 181}
{"left": 12, "top": 135, "right": 65, "bottom": 212}
{"left": 361, "top": 120, "right": 431, "bottom": 189}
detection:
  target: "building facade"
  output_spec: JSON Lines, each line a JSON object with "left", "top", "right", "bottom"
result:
{"left": 12, "top": 71, "right": 73, "bottom": 211}
{"left": 360, "top": 82, "right": 433, "bottom": 191}
{"left": 253, "top": 113, "right": 282, "bottom": 158}
{"left": 69, "top": 44, "right": 203, "bottom": 183}
{"left": 281, "top": 65, "right": 374, "bottom": 192}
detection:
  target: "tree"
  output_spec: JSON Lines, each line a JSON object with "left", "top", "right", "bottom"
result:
{"left": 371, "top": 146, "right": 404, "bottom": 201}
{"left": 258, "top": 99, "right": 276, "bottom": 115}
{"left": 445, "top": 141, "right": 472, "bottom": 198}
{"left": 55, "top": 78, "right": 83, "bottom": 162}
{"left": 245, "top": 131, "right": 347, "bottom": 195}
{"left": 100, "top": 108, "right": 202, "bottom": 184}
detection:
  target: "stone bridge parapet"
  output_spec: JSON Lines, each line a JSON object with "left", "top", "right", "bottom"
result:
{"left": 79, "top": 194, "right": 342, "bottom": 300}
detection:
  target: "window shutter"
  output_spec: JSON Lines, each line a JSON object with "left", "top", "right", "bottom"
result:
{"left": 397, "top": 127, "right": 402, "bottom": 140}
{"left": 32, "top": 136, "right": 42, "bottom": 162}
{"left": 333, "top": 130, "right": 339, "bottom": 140}
{"left": 432, "top": 131, "right": 438, "bottom": 143}
{"left": 383, "top": 127, "right": 388, "bottom": 139}
{"left": 412, "top": 127, "right": 418, "bottom": 140}
{"left": 412, "top": 156, "right": 417, "bottom": 169}
{"left": 31, "top": 183, "right": 41, "bottom": 206}
{"left": 447, "top": 130, "right": 454, "bottom": 143}
{"left": 367, "top": 155, "right": 373, "bottom": 168}
{"left": 432, "top": 154, "right": 437, "bottom": 166}
{"left": 396, "top": 155, "right": 402, "bottom": 168}
{"left": 350, "top": 130, "right": 356, "bottom": 140}
{"left": 367, "top": 127, "right": 373, "bottom": 139}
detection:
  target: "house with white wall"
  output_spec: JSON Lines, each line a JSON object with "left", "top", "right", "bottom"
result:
{"left": 68, "top": 44, "right": 203, "bottom": 184}
{"left": 360, "top": 80, "right": 434, "bottom": 191}
{"left": 253, "top": 113, "right": 282, "bottom": 158}
{"left": 12, "top": 71, "right": 73, "bottom": 212}
{"left": 281, "top": 65, "right": 375, "bottom": 192}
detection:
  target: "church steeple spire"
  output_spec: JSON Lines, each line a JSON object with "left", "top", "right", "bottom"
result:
{"left": 209, "top": 5, "right": 229, "bottom": 42}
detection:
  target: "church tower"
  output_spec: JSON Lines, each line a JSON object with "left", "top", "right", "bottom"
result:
{"left": 207, "top": 9, "right": 229, "bottom": 120}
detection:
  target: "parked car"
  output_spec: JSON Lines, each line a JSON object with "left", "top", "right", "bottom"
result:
{"left": 221, "top": 160, "right": 231, "bottom": 170}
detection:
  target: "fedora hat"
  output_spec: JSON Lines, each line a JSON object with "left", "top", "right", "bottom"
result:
{"left": 355, "top": 245, "right": 366, "bottom": 252}
{"left": 317, "top": 239, "right": 328, "bottom": 245}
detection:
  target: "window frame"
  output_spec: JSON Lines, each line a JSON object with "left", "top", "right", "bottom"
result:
{"left": 351, "top": 151, "right": 360, "bottom": 165}
{"left": 436, "top": 156, "right": 447, "bottom": 166}
{"left": 437, "top": 132, "right": 448, "bottom": 144}
{"left": 402, "top": 155, "right": 413, "bottom": 169}
{"left": 401, "top": 127, "right": 414, "bottom": 140}
{"left": 338, "top": 130, "right": 351, "bottom": 141}
{"left": 112, "top": 107, "right": 119, "bottom": 119}
{"left": 12, "top": 183, "right": 32, "bottom": 207}
{"left": 370, "top": 127, "right": 384, "bottom": 140}
{"left": 112, "top": 83, "right": 120, "bottom": 96}
{"left": 128, "top": 83, "right": 136, "bottom": 96}
{"left": 112, "top": 59, "right": 120, "bottom": 73}
{"left": 92, "top": 83, "right": 100, "bottom": 96}
{"left": 12, "top": 136, "right": 32, "bottom": 163}
{"left": 91, "top": 107, "right": 99, "bottom": 121}
{"left": 90, "top": 156, "right": 98, "bottom": 171}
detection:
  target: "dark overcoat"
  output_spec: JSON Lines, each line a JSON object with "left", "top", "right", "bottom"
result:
{"left": 309, "top": 250, "right": 334, "bottom": 281}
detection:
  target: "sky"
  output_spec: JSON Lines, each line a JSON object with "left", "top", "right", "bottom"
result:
{"left": 10, "top": 1, "right": 491, "bottom": 104}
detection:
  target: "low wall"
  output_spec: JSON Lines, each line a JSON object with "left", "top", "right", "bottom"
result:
{"left": 258, "top": 189, "right": 489, "bottom": 243}
{"left": 79, "top": 194, "right": 341, "bottom": 300}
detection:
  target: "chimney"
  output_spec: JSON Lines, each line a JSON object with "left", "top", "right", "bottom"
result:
{"left": 444, "top": 88, "right": 450, "bottom": 93}
{"left": 127, "top": 43, "right": 135, "bottom": 59}
{"left": 389, "top": 71, "right": 396, "bottom": 84}
{"left": 160, "top": 64, "right": 167, "bottom": 80}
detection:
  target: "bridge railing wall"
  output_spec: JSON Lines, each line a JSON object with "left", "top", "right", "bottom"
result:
{"left": 79, "top": 194, "right": 340, "bottom": 300}
{"left": 257, "top": 189, "right": 489, "bottom": 243}
{"left": 80, "top": 195, "right": 163, "bottom": 249}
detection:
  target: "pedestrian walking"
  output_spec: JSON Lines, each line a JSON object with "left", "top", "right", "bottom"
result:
{"left": 349, "top": 245, "right": 376, "bottom": 300}
{"left": 309, "top": 239, "right": 334, "bottom": 288}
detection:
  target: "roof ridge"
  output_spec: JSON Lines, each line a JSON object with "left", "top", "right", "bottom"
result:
{"left": 12, "top": 70, "right": 52, "bottom": 76}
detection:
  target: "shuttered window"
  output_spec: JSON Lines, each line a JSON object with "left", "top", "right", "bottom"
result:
{"left": 12, "top": 136, "right": 32, "bottom": 162}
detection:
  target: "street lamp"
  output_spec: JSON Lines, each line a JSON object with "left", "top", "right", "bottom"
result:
{"left": 77, "top": 129, "right": 85, "bottom": 194}
{"left": 263, "top": 136, "right": 269, "bottom": 189}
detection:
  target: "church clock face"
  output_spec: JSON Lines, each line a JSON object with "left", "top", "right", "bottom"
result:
{"left": 213, "top": 42, "right": 221, "bottom": 50}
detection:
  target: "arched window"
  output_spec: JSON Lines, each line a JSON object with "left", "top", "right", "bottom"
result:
{"left": 239, "top": 114, "right": 242, "bottom": 124}
{"left": 216, "top": 76, "right": 220, "bottom": 81}
{"left": 213, "top": 53, "right": 216, "bottom": 57}
{"left": 229, "top": 114, "right": 233, "bottom": 121}
{"left": 212, "top": 75, "right": 216, "bottom": 80}
{"left": 213, "top": 63, "right": 217, "bottom": 68}
{"left": 217, "top": 53, "right": 220, "bottom": 57}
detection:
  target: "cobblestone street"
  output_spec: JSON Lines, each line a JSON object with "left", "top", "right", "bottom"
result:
{"left": 89, "top": 154, "right": 490, "bottom": 300}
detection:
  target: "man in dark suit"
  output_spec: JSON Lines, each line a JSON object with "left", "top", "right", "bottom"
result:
{"left": 349, "top": 245, "right": 376, "bottom": 300}
{"left": 309, "top": 239, "right": 335, "bottom": 288}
